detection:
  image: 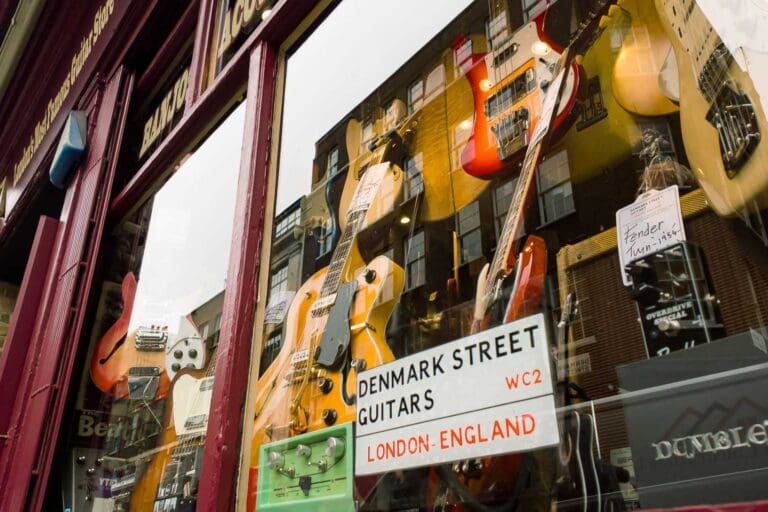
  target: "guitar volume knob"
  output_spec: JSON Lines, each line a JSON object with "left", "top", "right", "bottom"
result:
{"left": 364, "top": 269, "right": 376, "bottom": 283}
{"left": 317, "top": 377, "right": 333, "bottom": 394}
{"left": 321, "top": 409, "right": 337, "bottom": 426}
{"left": 174, "top": 350, "right": 183, "bottom": 359}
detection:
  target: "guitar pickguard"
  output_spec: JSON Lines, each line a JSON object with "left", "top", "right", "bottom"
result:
{"left": 316, "top": 280, "right": 358, "bottom": 368}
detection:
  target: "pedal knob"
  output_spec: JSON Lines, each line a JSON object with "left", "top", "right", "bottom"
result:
{"left": 321, "top": 409, "right": 337, "bottom": 426}
{"left": 174, "top": 350, "right": 183, "bottom": 359}
{"left": 364, "top": 269, "right": 377, "bottom": 283}
{"left": 296, "top": 444, "right": 312, "bottom": 458}
{"left": 318, "top": 377, "right": 333, "bottom": 394}
{"left": 267, "top": 451, "right": 285, "bottom": 471}
{"left": 325, "top": 437, "right": 345, "bottom": 458}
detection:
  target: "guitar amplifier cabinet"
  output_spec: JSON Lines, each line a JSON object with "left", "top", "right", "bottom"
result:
{"left": 556, "top": 189, "right": 768, "bottom": 455}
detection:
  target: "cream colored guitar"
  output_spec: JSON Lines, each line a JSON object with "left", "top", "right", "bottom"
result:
{"left": 654, "top": 0, "right": 768, "bottom": 216}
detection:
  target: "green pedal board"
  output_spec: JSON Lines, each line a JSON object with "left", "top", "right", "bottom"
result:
{"left": 256, "top": 422, "right": 356, "bottom": 512}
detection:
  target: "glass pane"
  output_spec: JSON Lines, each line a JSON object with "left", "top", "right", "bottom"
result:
{"left": 59, "top": 102, "right": 245, "bottom": 512}
{"left": 246, "top": 0, "right": 768, "bottom": 511}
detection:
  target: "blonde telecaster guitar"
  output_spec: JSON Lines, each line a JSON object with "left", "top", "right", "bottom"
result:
{"left": 654, "top": 0, "right": 768, "bottom": 216}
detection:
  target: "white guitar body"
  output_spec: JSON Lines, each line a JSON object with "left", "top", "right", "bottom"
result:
{"left": 172, "top": 374, "right": 214, "bottom": 436}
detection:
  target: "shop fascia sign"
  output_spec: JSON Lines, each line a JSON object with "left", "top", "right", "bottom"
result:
{"left": 138, "top": 67, "right": 190, "bottom": 158}
{"left": 216, "top": 0, "right": 271, "bottom": 58}
{"left": 355, "top": 313, "right": 559, "bottom": 475}
{"left": 11, "top": 0, "right": 115, "bottom": 188}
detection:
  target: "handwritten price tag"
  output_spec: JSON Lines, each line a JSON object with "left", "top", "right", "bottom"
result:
{"left": 616, "top": 186, "right": 686, "bottom": 286}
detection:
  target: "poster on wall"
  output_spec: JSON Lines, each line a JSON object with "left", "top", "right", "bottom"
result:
{"left": 355, "top": 313, "right": 559, "bottom": 475}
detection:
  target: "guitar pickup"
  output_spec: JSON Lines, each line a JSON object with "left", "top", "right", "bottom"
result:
{"left": 135, "top": 326, "right": 168, "bottom": 351}
{"left": 127, "top": 366, "right": 161, "bottom": 400}
{"left": 184, "top": 414, "right": 208, "bottom": 430}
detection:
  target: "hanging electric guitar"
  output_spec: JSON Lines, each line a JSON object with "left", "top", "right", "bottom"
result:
{"left": 458, "top": 0, "right": 583, "bottom": 179}
{"left": 431, "top": 3, "right": 617, "bottom": 509}
{"left": 90, "top": 272, "right": 171, "bottom": 399}
{"left": 653, "top": 0, "right": 768, "bottom": 216}
{"left": 247, "top": 138, "right": 406, "bottom": 509}
{"left": 129, "top": 316, "right": 213, "bottom": 510}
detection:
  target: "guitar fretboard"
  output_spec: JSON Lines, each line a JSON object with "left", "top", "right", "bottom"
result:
{"left": 319, "top": 209, "right": 366, "bottom": 299}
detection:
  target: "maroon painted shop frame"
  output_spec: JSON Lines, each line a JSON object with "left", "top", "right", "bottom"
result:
{"left": 0, "top": 0, "right": 323, "bottom": 509}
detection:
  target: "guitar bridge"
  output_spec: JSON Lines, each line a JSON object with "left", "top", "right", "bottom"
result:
{"left": 491, "top": 108, "right": 530, "bottom": 161}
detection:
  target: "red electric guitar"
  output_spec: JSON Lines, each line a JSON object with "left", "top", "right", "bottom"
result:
{"left": 431, "top": 2, "right": 616, "bottom": 508}
{"left": 90, "top": 272, "right": 171, "bottom": 399}
{"left": 458, "top": 0, "right": 583, "bottom": 179}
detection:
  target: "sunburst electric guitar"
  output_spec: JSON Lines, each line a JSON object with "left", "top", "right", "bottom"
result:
{"left": 459, "top": 0, "right": 583, "bottom": 178}
{"left": 654, "top": 0, "right": 768, "bottom": 215}
{"left": 247, "top": 143, "right": 406, "bottom": 509}
{"left": 90, "top": 272, "right": 171, "bottom": 399}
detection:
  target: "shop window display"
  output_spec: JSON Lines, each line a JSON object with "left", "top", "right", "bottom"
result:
{"left": 245, "top": 0, "right": 768, "bottom": 510}
{"left": 56, "top": 103, "right": 245, "bottom": 511}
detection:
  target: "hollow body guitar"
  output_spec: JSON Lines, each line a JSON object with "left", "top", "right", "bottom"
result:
{"left": 130, "top": 334, "right": 215, "bottom": 511}
{"left": 90, "top": 272, "right": 171, "bottom": 400}
{"left": 247, "top": 154, "right": 405, "bottom": 510}
{"left": 459, "top": 0, "right": 582, "bottom": 179}
{"left": 654, "top": 0, "right": 768, "bottom": 215}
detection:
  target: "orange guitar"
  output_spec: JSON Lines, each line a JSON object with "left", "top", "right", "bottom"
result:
{"left": 458, "top": 0, "right": 583, "bottom": 178}
{"left": 246, "top": 147, "right": 406, "bottom": 510}
{"left": 90, "top": 272, "right": 171, "bottom": 399}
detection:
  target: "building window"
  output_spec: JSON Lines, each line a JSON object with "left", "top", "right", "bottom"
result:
{"left": 493, "top": 178, "right": 519, "bottom": 241}
{"left": 259, "top": 331, "right": 282, "bottom": 376}
{"left": 269, "top": 265, "right": 289, "bottom": 300}
{"left": 327, "top": 147, "right": 339, "bottom": 177}
{"left": 458, "top": 201, "right": 483, "bottom": 264}
{"left": 317, "top": 224, "right": 333, "bottom": 257}
{"left": 404, "top": 230, "right": 426, "bottom": 289}
{"left": 451, "top": 118, "right": 473, "bottom": 170}
{"left": 576, "top": 76, "right": 608, "bottom": 130}
{"left": 362, "top": 120, "right": 374, "bottom": 148}
{"left": 274, "top": 207, "right": 301, "bottom": 238}
{"left": 424, "top": 64, "right": 446, "bottom": 104}
{"left": 537, "top": 149, "right": 575, "bottom": 224}
{"left": 453, "top": 38, "right": 473, "bottom": 77}
{"left": 408, "top": 79, "right": 424, "bottom": 114}
{"left": 404, "top": 153, "right": 425, "bottom": 200}
{"left": 521, "top": 0, "right": 555, "bottom": 22}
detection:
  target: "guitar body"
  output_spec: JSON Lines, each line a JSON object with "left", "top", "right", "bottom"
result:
{"left": 247, "top": 254, "right": 403, "bottom": 506}
{"left": 459, "top": 19, "right": 582, "bottom": 179}
{"left": 130, "top": 367, "right": 210, "bottom": 511}
{"left": 612, "top": 0, "right": 679, "bottom": 116}
{"left": 437, "top": 236, "right": 547, "bottom": 510}
{"left": 654, "top": 0, "right": 768, "bottom": 215}
{"left": 90, "top": 273, "right": 171, "bottom": 399}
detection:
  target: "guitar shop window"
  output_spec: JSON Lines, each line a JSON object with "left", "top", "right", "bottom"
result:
{"left": 458, "top": 200, "right": 483, "bottom": 264}
{"left": 537, "top": 149, "right": 575, "bottom": 224}
{"left": 327, "top": 147, "right": 340, "bottom": 177}
{"left": 404, "top": 230, "right": 427, "bottom": 290}
{"left": 404, "top": 153, "right": 425, "bottom": 201}
{"left": 407, "top": 78, "right": 424, "bottom": 114}
{"left": 576, "top": 76, "right": 608, "bottom": 130}
{"left": 362, "top": 119, "right": 375, "bottom": 148}
{"left": 53, "top": 102, "right": 245, "bottom": 511}
{"left": 494, "top": 177, "right": 519, "bottom": 241}
{"left": 274, "top": 207, "right": 301, "bottom": 238}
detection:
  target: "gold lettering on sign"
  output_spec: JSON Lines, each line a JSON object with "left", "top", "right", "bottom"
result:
{"left": 12, "top": 0, "right": 115, "bottom": 187}
{"left": 139, "top": 68, "right": 190, "bottom": 158}
{"left": 217, "top": 0, "right": 268, "bottom": 58}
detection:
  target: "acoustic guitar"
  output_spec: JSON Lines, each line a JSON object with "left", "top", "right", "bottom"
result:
{"left": 654, "top": 0, "right": 768, "bottom": 216}
{"left": 90, "top": 272, "right": 171, "bottom": 400}
{"left": 246, "top": 140, "right": 406, "bottom": 510}
{"left": 458, "top": 0, "right": 583, "bottom": 179}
